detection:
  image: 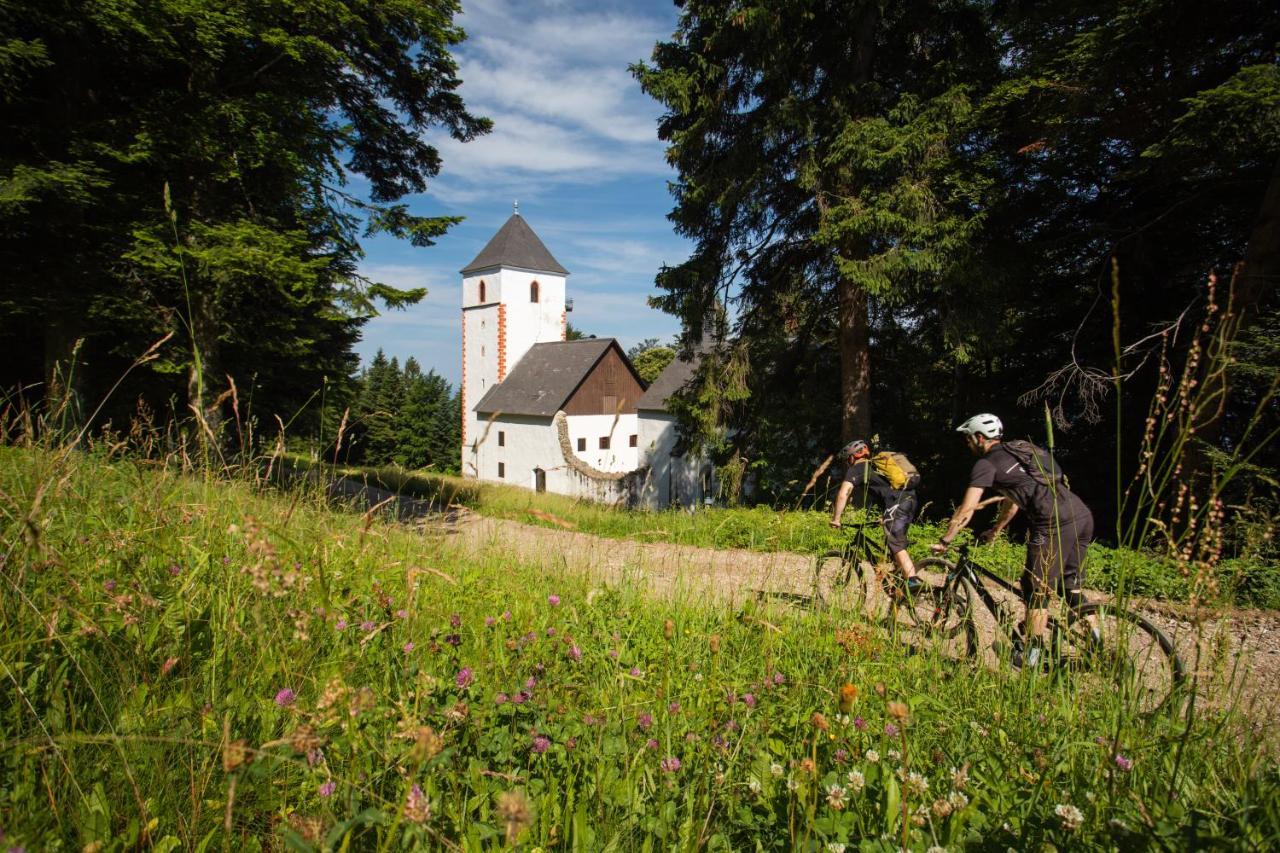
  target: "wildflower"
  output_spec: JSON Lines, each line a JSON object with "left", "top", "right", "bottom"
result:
{"left": 646, "top": 738, "right": 659, "bottom": 750}
{"left": 160, "top": 657, "right": 179, "bottom": 677}
{"left": 547, "top": 594, "right": 560, "bottom": 606}
{"left": 825, "top": 783, "right": 848, "bottom": 810}
{"left": 668, "top": 701, "right": 681, "bottom": 714}
{"left": 770, "top": 762, "right": 784, "bottom": 777}
{"left": 455, "top": 667, "right": 474, "bottom": 689}
{"left": 811, "top": 712, "right": 830, "bottom": 732}
{"left": 514, "top": 691, "right": 530, "bottom": 705}
{"left": 839, "top": 683, "right": 858, "bottom": 712}
{"left": 531, "top": 735, "right": 551, "bottom": 754}
{"left": 885, "top": 721, "right": 899, "bottom": 737}
{"left": 319, "top": 780, "right": 336, "bottom": 798}
{"left": 951, "top": 765, "right": 969, "bottom": 790}
{"left": 693, "top": 672, "right": 703, "bottom": 681}
{"left": 773, "top": 671, "right": 785, "bottom": 685}
{"left": 569, "top": 645, "right": 582, "bottom": 661}
{"left": 661, "top": 757, "right": 681, "bottom": 773}
{"left": 445, "top": 633, "right": 462, "bottom": 647}
{"left": 638, "top": 712, "right": 653, "bottom": 730}
{"left": 724, "top": 719, "right": 740, "bottom": 732}
{"left": 496, "top": 790, "right": 534, "bottom": 847}
{"left": 408, "top": 726, "right": 444, "bottom": 762}
{"left": 397, "top": 609, "right": 409, "bottom": 619}
{"left": 405, "top": 784, "right": 431, "bottom": 824}
{"left": 169, "top": 564, "right": 181, "bottom": 576}
{"left": 865, "top": 749, "right": 880, "bottom": 763}
{"left": 742, "top": 693, "right": 757, "bottom": 709}
{"left": 932, "top": 798, "right": 953, "bottom": 818}
{"left": 1114, "top": 754, "right": 1133, "bottom": 772}
{"left": 747, "top": 777, "right": 762, "bottom": 794}
{"left": 274, "top": 688, "right": 297, "bottom": 708}
{"left": 899, "top": 770, "right": 929, "bottom": 798}
{"left": 104, "top": 579, "right": 117, "bottom": 592}
{"left": 546, "top": 627, "right": 557, "bottom": 637}
{"left": 886, "top": 700, "right": 909, "bottom": 722}
{"left": 799, "top": 758, "right": 816, "bottom": 775}
{"left": 874, "top": 681, "right": 886, "bottom": 697}
{"left": 495, "top": 693, "right": 509, "bottom": 705}
{"left": 846, "top": 769, "right": 865, "bottom": 792}
{"left": 1055, "top": 803, "right": 1084, "bottom": 831}
{"left": 502, "top": 610, "right": 512, "bottom": 621}
{"left": 629, "top": 666, "right": 643, "bottom": 678}
{"left": 566, "top": 737, "right": 577, "bottom": 750}
{"left": 485, "top": 615, "right": 496, "bottom": 627}
{"left": 887, "top": 749, "right": 901, "bottom": 762}
{"left": 834, "top": 748, "right": 849, "bottom": 764}
{"left": 360, "top": 620, "right": 375, "bottom": 632}
{"left": 853, "top": 715, "right": 866, "bottom": 731}
{"left": 786, "top": 776, "right": 800, "bottom": 791}
{"left": 927, "top": 847, "right": 948, "bottom": 853}
{"left": 450, "top": 613, "right": 462, "bottom": 628}
{"left": 664, "top": 619, "right": 675, "bottom": 639}
{"left": 827, "top": 844, "right": 847, "bottom": 853}
{"left": 403, "top": 641, "right": 415, "bottom": 653}
{"left": 306, "top": 748, "right": 323, "bottom": 767}
{"left": 947, "top": 790, "right": 970, "bottom": 810}
{"left": 709, "top": 634, "right": 721, "bottom": 653}
{"left": 335, "top": 618, "right": 347, "bottom": 631}
{"left": 609, "top": 649, "right": 620, "bottom": 659}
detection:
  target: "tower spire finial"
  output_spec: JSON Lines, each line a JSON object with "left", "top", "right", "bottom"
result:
{"left": 513, "top": 199, "right": 519, "bottom": 215}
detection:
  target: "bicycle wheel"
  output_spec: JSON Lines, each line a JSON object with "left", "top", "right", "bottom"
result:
{"left": 814, "top": 551, "right": 868, "bottom": 614}
{"left": 909, "top": 558, "right": 979, "bottom": 657}
{"left": 1055, "top": 603, "right": 1185, "bottom": 714}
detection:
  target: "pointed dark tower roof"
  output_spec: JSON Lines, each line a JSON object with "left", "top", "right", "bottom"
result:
{"left": 460, "top": 213, "right": 569, "bottom": 275}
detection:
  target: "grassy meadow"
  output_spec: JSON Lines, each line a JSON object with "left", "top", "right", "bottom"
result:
{"left": 1, "top": 445, "right": 1277, "bottom": 850}
{"left": 300, "top": 458, "right": 1280, "bottom": 611}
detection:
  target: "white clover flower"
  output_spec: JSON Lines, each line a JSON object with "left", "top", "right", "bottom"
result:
{"left": 693, "top": 673, "right": 704, "bottom": 681}
{"left": 950, "top": 765, "right": 968, "bottom": 790}
{"left": 836, "top": 713, "right": 851, "bottom": 727}
{"left": 865, "top": 749, "right": 880, "bottom": 763}
{"left": 827, "top": 843, "right": 847, "bottom": 853}
{"left": 770, "top": 762, "right": 784, "bottom": 777}
{"left": 825, "top": 783, "right": 847, "bottom": 810}
{"left": 948, "top": 790, "right": 970, "bottom": 810}
{"left": 927, "top": 846, "right": 948, "bottom": 853}
{"left": 846, "top": 769, "right": 865, "bottom": 792}
{"left": 1055, "top": 803, "right": 1084, "bottom": 831}
{"left": 747, "top": 777, "right": 762, "bottom": 794}
{"left": 887, "top": 748, "right": 901, "bottom": 762}
{"left": 896, "top": 768, "right": 929, "bottom": 798}
{"left": 786, "top": 776, "right": 800, "bottom": 792}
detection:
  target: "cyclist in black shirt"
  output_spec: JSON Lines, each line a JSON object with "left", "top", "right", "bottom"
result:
{"left": 830, "top": 439, "right": 924, "bottom": 594}
{"left": 932, "top": 413, "right": 1095, "bottom": 663}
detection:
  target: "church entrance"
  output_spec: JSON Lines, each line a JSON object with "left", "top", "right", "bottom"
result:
{"left": 534, "top": 467, "right": 546, "bottom": 493}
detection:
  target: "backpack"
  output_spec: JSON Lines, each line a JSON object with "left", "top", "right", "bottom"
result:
{"left": 1001, "top": 439, "right": 1065, "bottom": 487}
{"left": 871, "top": 451, "right": 921, "bottom": 491}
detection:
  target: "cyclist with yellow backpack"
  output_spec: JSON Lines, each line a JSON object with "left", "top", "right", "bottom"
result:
{"left": 829, "top": 439, "right": 924, "bottom": 594}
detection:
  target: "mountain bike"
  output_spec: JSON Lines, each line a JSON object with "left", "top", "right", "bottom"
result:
{"left": 916, "top": 540, "right": 1185, "bottom": 713}
{"left": 805, "top": 521, "right": 978, "bottom": 655}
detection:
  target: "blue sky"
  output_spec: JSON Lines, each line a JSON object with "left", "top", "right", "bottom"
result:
{"left": 353, "top": 0, "right": 689, "bottom": 387}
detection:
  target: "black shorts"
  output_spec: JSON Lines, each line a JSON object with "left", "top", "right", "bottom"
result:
{"left": 1021, "top": 509, "right": 1094, "bottom": 605}
{"left": 881, "top": 493, "right": 917, "bottom": 555}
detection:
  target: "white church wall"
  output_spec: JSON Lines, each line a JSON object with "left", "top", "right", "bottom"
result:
{"left": 563, "top": 413, "right": 639, "bottom": 472}
{"left": 637, "top": 412, "right": 714, "bottom": 510}
{"left": 466, "top": 413, "right": 632, "bottom": 503}
{"left": 497, "top": 267, "right": 567, "bottom": 359}
{"left": 461, "top": 304, "right": 500, "bottom": 473}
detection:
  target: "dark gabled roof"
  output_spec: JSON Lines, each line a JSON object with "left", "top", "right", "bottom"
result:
{"left": 474, "top": 338, "right": 618, "bottom": 416}
{"left": 460, "top": 214, "right": 569, "bottom": 276}
{"left": 635, "top": 348, "right": 703, "bottom": 412}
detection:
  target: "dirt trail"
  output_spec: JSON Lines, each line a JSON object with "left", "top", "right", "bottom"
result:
{"left": 428, "top": 512, "right": 1280, "bottom": 730}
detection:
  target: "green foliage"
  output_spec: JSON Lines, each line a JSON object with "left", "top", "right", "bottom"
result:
{"left": 630, "top": 344, "right": 676, "bottom": 385}
{"left": 0, "top": 0, "right": 487, "bottom": 435}
{"left": 0, "top": 446, "right": 1276, "bottom": 848}
{"left": 341, "top": 352, "right": 460, "bottom": 474}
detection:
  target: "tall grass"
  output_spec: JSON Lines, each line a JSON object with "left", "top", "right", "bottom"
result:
{"left": 0, "top": 439, "right": 1276, "bottom": 849}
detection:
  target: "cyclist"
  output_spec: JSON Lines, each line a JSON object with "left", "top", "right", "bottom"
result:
{"left": 829, "top": 439, "right": 924, "bottom": 594}
{"left": 931, "top": 413, "right": 1095, "bottom": 666}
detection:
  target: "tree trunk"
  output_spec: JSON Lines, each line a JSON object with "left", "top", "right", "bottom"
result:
{"left": 837, "top": 278, "right": 872, "bottom": 441}
{"left": 1238, "top": 153, "right": 1280, "bottom": 321}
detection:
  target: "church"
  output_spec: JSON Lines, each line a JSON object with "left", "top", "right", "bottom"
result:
{"left": 458, "top": 210, "right": 714, "bottom": 508}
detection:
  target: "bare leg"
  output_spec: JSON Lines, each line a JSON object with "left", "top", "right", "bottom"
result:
{"left": 893, "top": 549, "right": 918, "bottom": 579}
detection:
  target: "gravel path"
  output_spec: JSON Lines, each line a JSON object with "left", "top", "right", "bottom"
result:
{"left": 432, "top": 512, "right": 1280, "bottom": 733}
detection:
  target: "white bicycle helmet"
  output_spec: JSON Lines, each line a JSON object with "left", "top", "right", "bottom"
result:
{"left": 956, "top": 413, "right": 1003, "bottom": 439}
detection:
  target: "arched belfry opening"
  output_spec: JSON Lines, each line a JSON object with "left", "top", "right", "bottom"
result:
{"left": 530, "top": 280, "right": 540, "bottom": 303}
{"left": 479, "top": 280, "right": 486, "bottom": 303}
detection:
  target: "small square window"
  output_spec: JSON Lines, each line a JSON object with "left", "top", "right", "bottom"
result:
{"left": 498, "top": 462, "right": 505, "bottom": 478}
{"left": 599, "top": 436, "right": 610, "bottom": 450}
{"left": 629, "top": 434, "right": 638, "bottom": 448}
{"left": 577, "top": 437, "right": 586, "bottom": 452}
{"left": 498, "top": 431, "right": 505, "bottom": 447}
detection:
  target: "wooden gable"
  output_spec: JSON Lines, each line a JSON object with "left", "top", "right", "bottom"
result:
{"left": 563, "top": 343, "right": 645, "bottom": 416}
